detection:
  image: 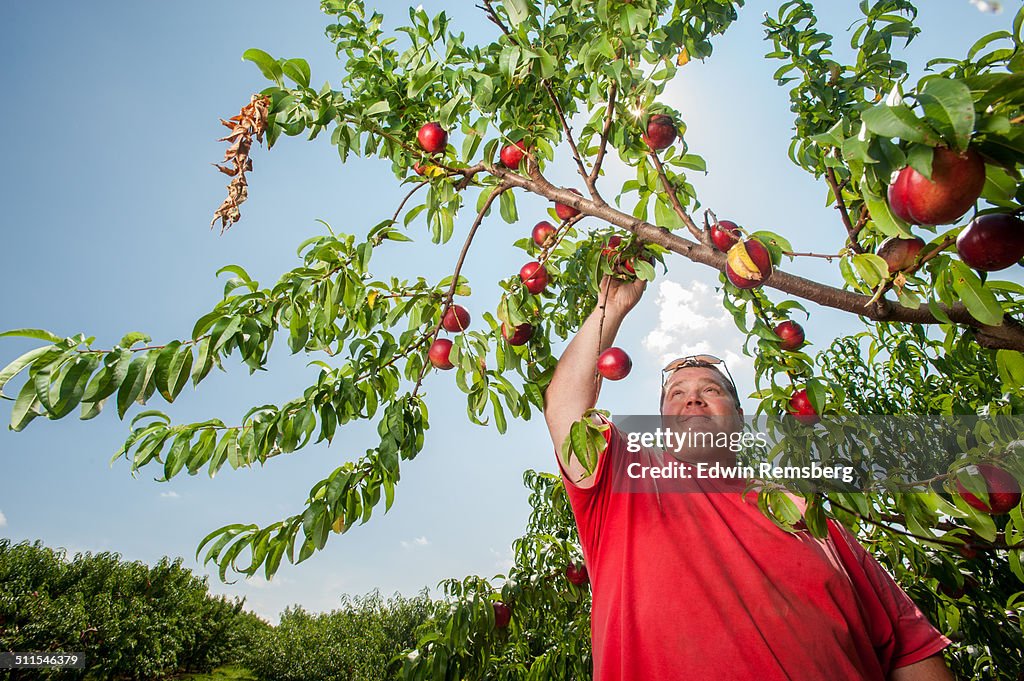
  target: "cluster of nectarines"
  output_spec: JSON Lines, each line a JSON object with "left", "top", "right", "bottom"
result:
{"left": 710, "top": 218, "right": 815, "bottom": 422}
{"left": 885, "top": 146, "right": 1024, "bottom": 272}
{"left": 427, "top": 304, "right": 471, "bottom": 370}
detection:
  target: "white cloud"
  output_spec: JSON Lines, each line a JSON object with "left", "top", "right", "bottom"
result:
{"left": 0, "top": 510, "right": 7, "bottom": 528}
{"left": 489, "top": 547, "right": 514, "bottom": 573}
{"left": 159, "top": 491, "right": 180, "bottom": 499}
{"left": 642, "top": 279, "right": 754, "bottom": 402}
{"left": 400, "top": 536, "right": 430, "bottom": 550}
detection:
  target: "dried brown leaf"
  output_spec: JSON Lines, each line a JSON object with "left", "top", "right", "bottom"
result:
{"left": 210, "top": 94, "right": 272, "bottom": 233}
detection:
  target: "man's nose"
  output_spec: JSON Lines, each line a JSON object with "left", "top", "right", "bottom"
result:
{"left": 685, "top": 391, "right": 706, "bottom": 406}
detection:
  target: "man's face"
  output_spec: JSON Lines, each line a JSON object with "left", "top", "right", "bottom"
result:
{"left": 660, "top": 366, "right": 743, "bottom": 462}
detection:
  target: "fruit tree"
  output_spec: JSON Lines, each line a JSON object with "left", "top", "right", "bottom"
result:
{"left": 3, "top": 0, "right": 1024, "bottom": 677}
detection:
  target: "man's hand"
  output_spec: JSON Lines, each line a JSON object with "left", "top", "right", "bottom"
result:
{"left": 597, "top": 274, "right": 647, "bottom": 319}
{"left": 545, "top": 273, "right": 648, "bottom": 488}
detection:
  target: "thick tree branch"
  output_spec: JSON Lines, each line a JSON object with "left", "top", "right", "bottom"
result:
{"left": 487, "top": 165, "right": 1024, "bottom": 352}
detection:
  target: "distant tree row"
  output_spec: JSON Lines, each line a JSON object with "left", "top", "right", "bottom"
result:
{"left": 0, "top": 539, "right": 439, "bottom": 681}
{"left": 0, "top": 539, "right": 267, "bottom": 680}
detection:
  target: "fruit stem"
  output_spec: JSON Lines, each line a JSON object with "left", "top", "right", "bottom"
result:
{"left": 903, "top": 235, "right": 955, "bottom": 276}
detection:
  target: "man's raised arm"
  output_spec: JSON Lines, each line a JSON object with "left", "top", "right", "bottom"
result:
{"left": 544, "top": 275, "right": 646, "bottom": 487}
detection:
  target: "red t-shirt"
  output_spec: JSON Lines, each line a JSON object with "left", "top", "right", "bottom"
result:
{"left": 560, "top": 423, "right": 950, "bottom": 681}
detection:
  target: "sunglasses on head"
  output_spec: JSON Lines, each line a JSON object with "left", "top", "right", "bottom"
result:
{"left": 663, "top": 356, "right": 737, "bottom": 393}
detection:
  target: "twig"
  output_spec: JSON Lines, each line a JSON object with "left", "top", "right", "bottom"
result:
{"left": 538, "top": 214, "right": 584, "bottom": 265}
{"left": 905, "top": 235, "right": 955, "bottom": 275}
{"left": 542, "top": 81, "right": 593, "bottom": 185}
{"left": 478, "top": 0, "right": 597, "bottom": 197}
{"left": 411, "top": 185, "right": 506, "bottom": 396}
{"left": 589, "top": 81, "right": 618, "bottom": 188}
{"left": 595, "top": 276, "right": 612, "bottom": 380}
{"left": 825, "top": 167, "right": 864, "bottom": 254}
{"left": 827, "top": 499, "right": 967, "bottom": 550}
{"left": 648, "top": 151, "right": 704, "bottom": 242}
{"left": 782, "top": 250, "right": 845, "bottom": 261}
{"left": 479, "top": 0, "right": 512, "bottom": 38}
{"left": 381, "top": 182, "right": 428, "bottom": 239}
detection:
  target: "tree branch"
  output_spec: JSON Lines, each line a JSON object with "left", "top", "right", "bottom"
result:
{"left": 648, "top": 151, "right": 705, "bottom": 243}
{"left": 541, "top": 80, "right": 593, "bottom": 188}
{"left": 825, "top": 166, "right": 864, "bottom": 254}
{"left": 478, "top": 1, "right": 598, "bottom": 200}
{"left": 381, "top": 182, "right": 428, "bottom": 240}
{"left": 412, "top": 185, "right": 506, "bottom": 396}
{"left": 486, "top": 165, "right": 1024, "bottom": 352}
{"left": 589, "top": 81, "right": 618, "bottom": 186}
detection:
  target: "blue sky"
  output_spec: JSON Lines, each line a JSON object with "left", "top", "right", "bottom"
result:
{"left": 0, "top": 1, "right": 1011, "bottom": 622}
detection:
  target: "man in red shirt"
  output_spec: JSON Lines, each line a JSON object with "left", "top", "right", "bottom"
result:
{"left": 544, "top": 275, "right": 954, "bottom": 680}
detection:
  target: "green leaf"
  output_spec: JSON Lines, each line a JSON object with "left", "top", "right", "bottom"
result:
{"left": 861, "top": 104, "right": 940, "bottom": 145}
{"left": 192, "top": 337, "right": 216, "bottom": 386}
{"left": 804, "top": 496, "right": 828, "bottom": 539}
{"left": 489, "top": 392, "right": 507, "bottom": 434}
{"left": 10, "top": 378, "right": 42, "bottom": 431}
{"left": 949, "top": 261, "right": 1004, "bottom": 326}
{"left": 959, "top": 501, "right": 998, "bottom": 542}
{"left": 82, "top": 349, "right": 132, "bottom": 403}
{"left": 851, "top": 253, "right": 890, "bottom": 289}
{"left": 767, "top": 491, "right": 801, "bottom": 528}
{"left": 364, "top": 100, "right": 390, "bottom": 117}
{"left": 654, "top": 196, "right": 684, "bottom": 230}
{"left": 282, "top": 58, "right": 311, "bottom": 88}
{"left": 862, "top": 185, "right": 911, "bottom": 238}
{"left": 0, "top": 346, "right": 54, "bottom": 399}
{"left": 809, "top": 121, "right": 844, "bottom": 147}
{"left": 504, "top": 0, "right": 530, "bottom": 27}
{"left": 906, "top": 144, "right": 934, "bottom": 179}
{"left": 242, "top": 48, "right": 283, "bottom": 85}
{"left": 676, "top": 154, "right": 707, "bottom": 172}
{"left": 918, "top": 78, "right": 975, "bottom": 152}
{"left": 499, "top": 190, "right": 518, "bottom": 224}
{"left": 50, "top": 356, "right": 98, "bottom": 419}
{"left": 997, "top": 350, "right": 1024, "bottom": 390}
{"left": 927, "top": 297, "right": 954, "bottom": 325}
{"left": 534, "top": 48, "right": 556, "bottom": 80}
{"left": 154, "top": 341, "right": 182, "bottom": 402}
{"left": 117, "top": 354, "right": 149, "bottom": 419}
{"left": 567, "top": 420, "right": 593, "bottom": 474}
{"left": 168, "top": 344, "right": 194, "bottom": 401}
{"left": 499, "top": 45, "right": 522, "bottom": 81}
{"left": 0, "top": 328, "right": 63, "bottom": 343}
